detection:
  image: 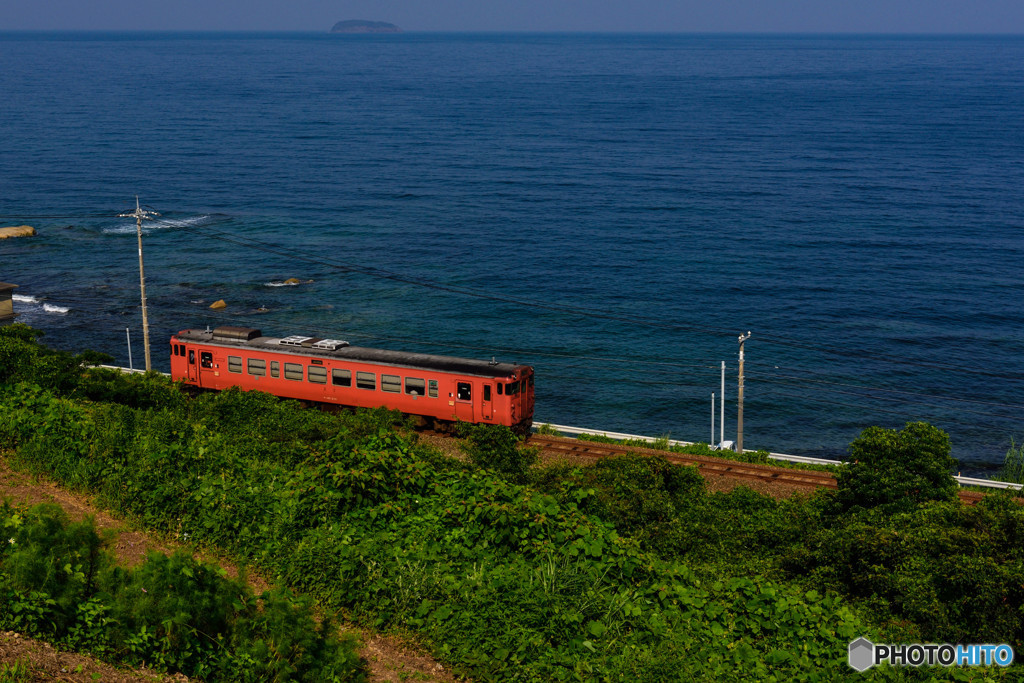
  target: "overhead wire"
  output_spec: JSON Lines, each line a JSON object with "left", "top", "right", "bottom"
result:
{"left": 21, "top": 217, "right": 1024, "bottom": 423}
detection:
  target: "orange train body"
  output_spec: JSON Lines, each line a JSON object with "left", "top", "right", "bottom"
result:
{"left": 169, "top": 326, "right": 534, "bottom": 431}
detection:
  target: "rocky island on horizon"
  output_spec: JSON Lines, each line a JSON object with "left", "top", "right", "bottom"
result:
{"left": 330, "top": 20, "right": 401, "bottom": 34}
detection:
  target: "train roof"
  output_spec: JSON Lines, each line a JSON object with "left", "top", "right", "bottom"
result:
{"left": 173, "top": 327, "right": 529, "bottom": 379}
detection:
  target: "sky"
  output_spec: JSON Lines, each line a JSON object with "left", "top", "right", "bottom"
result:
{"left": 2, "top": 0, "right": 1024, "bottom": 33}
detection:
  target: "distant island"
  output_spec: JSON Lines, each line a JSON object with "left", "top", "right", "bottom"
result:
{"left": 330, "top": 20, "right": 401, "bottom": 33}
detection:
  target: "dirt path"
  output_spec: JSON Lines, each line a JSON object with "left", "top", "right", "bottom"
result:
{"left": 0, "top": 455, "right": 460, "bottom": 683}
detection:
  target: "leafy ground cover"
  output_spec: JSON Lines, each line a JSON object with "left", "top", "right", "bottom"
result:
{"left": 2, "top": 324, "right": 1022, "bottom": 681}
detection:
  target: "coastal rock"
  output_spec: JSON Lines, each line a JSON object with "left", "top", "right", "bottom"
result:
{"left": 330, "top": 20, "right": 401, "bottom": 33}
{"left": 0, "top": 226, "right": 36, "bottom": 239}
{"left": 209, "top": 299, "right": 227, "bottom": 310}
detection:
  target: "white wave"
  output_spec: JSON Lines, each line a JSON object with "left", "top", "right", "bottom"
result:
{"left": 43, "top": 303, "right": 69, "bottom": 314}
{"left": 264, "top": 281, "right": 301, "bottom": 287}
{"left": 12, "top": 293, "right": 40, "bottom": 303}
{"left": 102, "top": 214, "right": 214, "bottom": 235}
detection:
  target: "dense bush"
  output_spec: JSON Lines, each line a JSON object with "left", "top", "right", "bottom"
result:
{"left": 788, "top": 495, "right": 1024, "bottom": 646}
{"left": 459, "top": 422, "right": 538, "bottom": 484}
{"left": 836, "top": 422, "right": 958, "bottom": 513}
{"left": 0, "top": 503, "right": 365, "bottom": 681}
{"left": 0, "top": 324, "right": 111, "bottom": 392}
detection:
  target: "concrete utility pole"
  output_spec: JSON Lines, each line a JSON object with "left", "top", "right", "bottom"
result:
{"left": 118, "top": 198, "right": 159, "bottom": 372}
{"left": 737, "top": 331, "right": 751, "bottom": 453}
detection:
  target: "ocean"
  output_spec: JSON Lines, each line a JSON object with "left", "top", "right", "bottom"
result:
{"left": 1, "top": 32, "right": 1022, "bottom": 472}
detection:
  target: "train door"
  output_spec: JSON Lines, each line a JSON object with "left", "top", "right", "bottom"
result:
{"left": 454, "top": 381, "right": 474, "bottom": 422}
{"left": 187, "top": 348, "right": 199, "bottom": 384}
{"left": 481, "top": 383, "right": 493, "bottom": 421}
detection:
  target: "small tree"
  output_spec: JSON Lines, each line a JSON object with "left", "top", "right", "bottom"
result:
{"left": 837, "top": 421, "right": 958, "bottom": 513}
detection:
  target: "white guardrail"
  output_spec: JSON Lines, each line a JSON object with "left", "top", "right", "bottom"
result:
{"left": 534, "top": 421, "right": 1023, "bottom": 492}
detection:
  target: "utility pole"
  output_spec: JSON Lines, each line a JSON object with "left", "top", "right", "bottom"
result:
{"left": 118, "top": 198, "right": 159, "bottom": 372}
{"left": 737, "top": 331, "right": 751, "bottom": 453}
{"left": 720, "top": 361, "right": 725, "bottom": 449}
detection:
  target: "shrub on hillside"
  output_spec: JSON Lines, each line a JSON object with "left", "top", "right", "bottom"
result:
{"left": 836, "top": 421, "right": 957, "bottom": 513}
{"left": 459, "top": 423, "right": 538, "bottom": 484}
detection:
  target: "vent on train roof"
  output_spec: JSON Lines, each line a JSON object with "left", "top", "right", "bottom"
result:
{"left": 212, "top": 326, "right": 262, "bottom": 341}
{"left": 311, "top": 338, "right": 349, "bottom": 350}
{"left": 279, "top": 335, "right": 314, "bottom": 347}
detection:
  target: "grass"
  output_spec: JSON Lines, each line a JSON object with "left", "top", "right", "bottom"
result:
{"left": 996, "top": 438, "right": 1024, "bottom": 484}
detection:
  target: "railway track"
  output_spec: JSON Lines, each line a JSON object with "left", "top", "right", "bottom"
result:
{"left": 528, "top": 434, "right": 838, "bottom": 490}
{"left": 527, "top": 434, "right": 991, "bottom": 505}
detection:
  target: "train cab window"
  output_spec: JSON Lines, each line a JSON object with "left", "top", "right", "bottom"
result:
{"left": 356, "top": 371, "right": 376, "bottom": 390}
{"left": 284, "top": 363, "right": 303, "bottom": 381}
{"left": 200, "top": 352, "right": 212, "bottom": 368}
{"left": 270, "top": 361, "right": 280, "bottom": 378}
{"left": 381, "top": 374, "right": 401, "bottom": 393}
{"left": 457, "top": 382, "right": 472, "bottom": 401}
{"left": 506, "top": 381, "right": 520, "bottom": 395}
{"left": 405, "top": 377, "right": 425, "bottom": 396}
{"left": 308, "top": 366, "right": 327, "bottom": 384}
{"left": 497, "top": 383, "right": 503, "bottom": 396}
{"left": 483, "top": 385, "right": 491, "bottom": 401}
{"left": 332, "top": 369, "right": 351, "bottom": 387}
{"left": 528, "top": 375, "right": 534, "bottom": 388}
{"left": 189, "top": 350, "right": 196, "bottom": 364}
{"left": 228, "top": 356, "right": 242, "bottom": 374}
{"left": 172, "top": 345, "right": 179, "bottom": 357}
{"left": 248, "top": 358, "right": 266, "bottom": 376}
{"left": 428, "top": 380, "right": 438, "bottom": 398}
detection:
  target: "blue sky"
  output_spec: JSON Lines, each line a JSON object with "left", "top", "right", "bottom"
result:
{"left": 3, "top": 0, "right": 1024, "bottom": 33}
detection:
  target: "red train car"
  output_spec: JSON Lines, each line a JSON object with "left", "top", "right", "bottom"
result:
{"left": 169, "top": 326, "right": 535, "bottom": 432}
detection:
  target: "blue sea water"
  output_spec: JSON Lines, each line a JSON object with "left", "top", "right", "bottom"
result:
{"left": 1, "top": 32, "right": 1023, "bottom": 472}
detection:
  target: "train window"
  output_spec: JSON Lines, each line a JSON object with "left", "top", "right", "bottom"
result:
{"left": 308, "top": 365, "right": 327, "bottom": 384}
{"left": 381, "top": 374, "right": 400, "bottom": 393}
{"left": 528, "top": 375, "right": 534, "bottom": 388}
{"left": 428, "top": 380, "right": 438, "bottom": 398}
{"left": 457, "top": 382, "right": 471, "bottom": 401}
{"left": 270, "top": 361, "right": 279, "bottom": 378}
{"left": 200, "top": 352, "right": 212, "bottom": 368}
{"left": 284, "top": 363, "right": 303, "bottom": 381}
{"left": 332, "top": 369, "right": 351, "bottom": 387}
{"left": 405, "top": 377, "right": 425, "bottom": 396}
{"left": 497, "top": 383, "right": 503, "bottom": 396}
{"left": 356, "top": 371, "right": 376, "bottom": 390}
{"left": 189, "top": 350, "right": 196, "bottom": 364}
{"left": 228, "top": 356, "right": 242, "bottom": 374}
{"left": 248, "top": 358, "right": 267, "bottom": 376}
{"left": 506, "top": 381, "right": 519, "bottom": 395}
{"left": 172, "top": 345, "right": 179, "bottom": 357}
{"left": 483, "top": 385, "right": 491, "bottom": 401}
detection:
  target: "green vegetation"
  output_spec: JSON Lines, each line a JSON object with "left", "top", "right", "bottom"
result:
{"left": 0, "top": 502, "right": 364, "bottom": 681}
{"left": 0, "top": 660, "right": 31, "bottom": 683}
{"left": 996, "top": 438, "right": 1024, "bottom": 485}
{"left": 836, "top": 422, "right": 958, "bottom": 514}
{"left": 2, "top": 323, "right": 1023, "bottom": 681}
{"left": 576, "top": 431, "right": 780, "bottom": 466}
